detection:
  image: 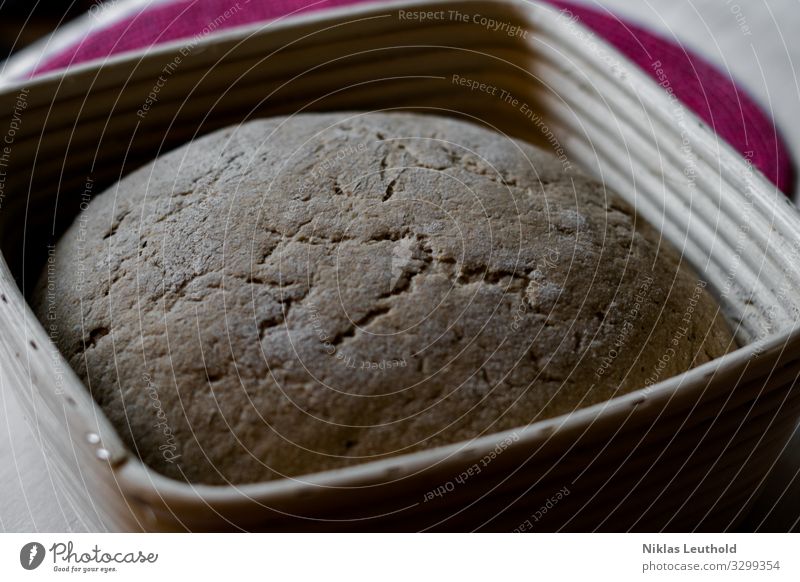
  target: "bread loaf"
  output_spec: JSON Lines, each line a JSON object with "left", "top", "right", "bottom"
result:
{"left": 34, "top": 112, "right": 734, "bottom": 484}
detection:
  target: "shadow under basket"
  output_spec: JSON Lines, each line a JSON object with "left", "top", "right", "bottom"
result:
{"left": 1, "top": 0, "right": 800, "bottom": 531}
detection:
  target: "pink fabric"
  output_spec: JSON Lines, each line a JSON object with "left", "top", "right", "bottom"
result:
{"left": 32, "top": 0, "right": 376, "bottom": 74}
{"left": 546, "top": 1, "right": 793, "bottom": 194}
{"left": 30, "top": 0, "right": 794, "bottom": 193}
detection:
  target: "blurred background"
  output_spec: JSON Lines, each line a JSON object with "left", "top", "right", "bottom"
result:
{"left": 1, "top": 0, "right": 798, "bottom": 533}
{"left": 0, "top": 0, "right": 99, "bottom": 58}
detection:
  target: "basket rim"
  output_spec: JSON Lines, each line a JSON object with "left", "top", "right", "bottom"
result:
{"left": 1, "top": 0, "right": 799, "bottom": 517}
{"left": 112, "top": 325, "right": 800, "bottom": 504}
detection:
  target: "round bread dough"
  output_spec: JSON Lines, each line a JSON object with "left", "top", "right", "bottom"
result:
{"left": 34, "top": 112, "right": 734, "bottom": 484}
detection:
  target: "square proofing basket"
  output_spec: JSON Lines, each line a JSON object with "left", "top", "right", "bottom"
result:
{"left": 1, "top": 0, "right": 800, "bottom": 531}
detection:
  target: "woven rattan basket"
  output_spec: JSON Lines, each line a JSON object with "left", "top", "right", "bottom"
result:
{"left": 1, "top": 0, "right": 799, "bottom": 531}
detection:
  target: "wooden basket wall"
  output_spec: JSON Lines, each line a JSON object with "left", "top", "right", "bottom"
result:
{"left": 0, "top": 0, "right": 799, "bottom": 531}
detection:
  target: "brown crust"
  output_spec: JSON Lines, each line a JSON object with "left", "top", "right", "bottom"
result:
{"left": 33, "top": 112, "right": 734, "bottom": 484}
